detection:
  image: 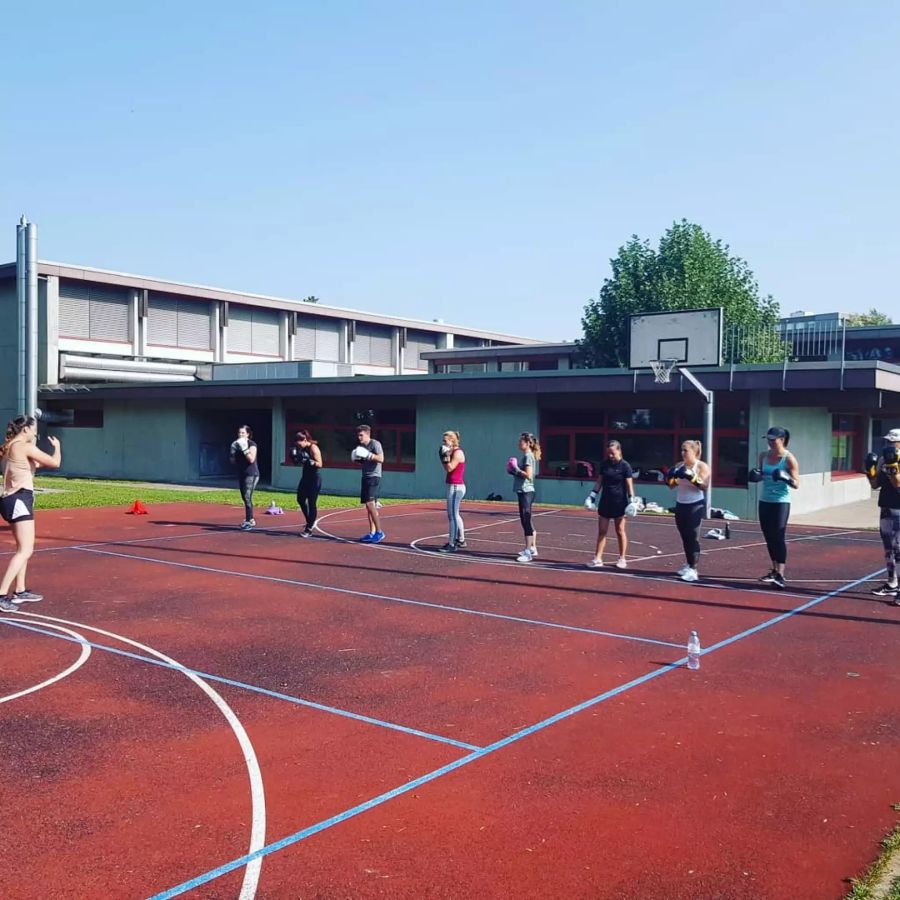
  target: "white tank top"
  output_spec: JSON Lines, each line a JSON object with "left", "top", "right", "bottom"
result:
{"left": 676, "top": 478, "right": 705, "bottom": 505}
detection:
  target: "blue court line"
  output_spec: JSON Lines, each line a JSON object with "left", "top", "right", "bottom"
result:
{"left": 73, "top": 545, "right": 684, "bottom": 649}
{"left": 147, "top": 565, "right": 885, "bottom": 899}
{"left": 0, "top": 618, "right": 479, "bottom": 753}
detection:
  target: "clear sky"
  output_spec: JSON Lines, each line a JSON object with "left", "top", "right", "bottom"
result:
{"left": 2, "top": 1, "right": 898, "bottom": 340}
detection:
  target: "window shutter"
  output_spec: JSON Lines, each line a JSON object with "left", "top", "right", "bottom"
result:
{"left": 229, "top": 307, "right": 253, "bottom": 353}
{"left": 251, "top": 308, "right": 280, "bottom": 355}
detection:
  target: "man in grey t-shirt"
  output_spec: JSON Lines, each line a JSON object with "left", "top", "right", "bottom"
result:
{"left": 354, "top": 425, "right": 385, "bottom": 543}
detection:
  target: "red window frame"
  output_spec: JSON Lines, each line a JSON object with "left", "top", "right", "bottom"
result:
{"left": 831, "top": 414, "right": 864, "bottom": 477}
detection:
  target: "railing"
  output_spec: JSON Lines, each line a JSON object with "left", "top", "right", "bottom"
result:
{"left": 724, "top": 320, "right": 846, "bottom": 365}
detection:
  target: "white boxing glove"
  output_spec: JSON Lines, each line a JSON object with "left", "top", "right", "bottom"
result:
{"left": 584, "top": 490, "right": 598, "bottom": 510}
{"left": 351, "top": 446, "right": 372, "bottom": 462}
{"left": 230, "top": 440, "right": 241, "bottom": 455}
{"left": 235, "top": 437, "right": 249, "bottom": 452}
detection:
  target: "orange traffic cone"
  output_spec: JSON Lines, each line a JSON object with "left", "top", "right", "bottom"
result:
{"left": 127, "top": 500, "right": 149, "bottom": 515}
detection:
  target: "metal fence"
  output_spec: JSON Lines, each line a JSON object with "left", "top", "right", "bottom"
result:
{"left": 724, "top": 320, "right": 846, "bottom": 365}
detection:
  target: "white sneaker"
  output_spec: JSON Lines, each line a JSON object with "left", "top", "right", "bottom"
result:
{"left": 680, "top": 568, "right": 699, "bottom": 582}
{"left": 586, "top": 558, "right": 604, "bottom": 569}
{"left": 530, "top": 547, "right": 539, "bottom": 558}
{"left": 516, "top": 549, "right": 534, "bottom": 563}
{"left": 615, "top": 558, "right": 627, "bottom": 569}
{"left": 676, "top": 565, "right": 691, "bottom": 577}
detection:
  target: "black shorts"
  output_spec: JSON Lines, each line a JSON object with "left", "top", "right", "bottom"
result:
{"left": 597, "top": 497, "right": 627, "bottom": 519}
{"left": 360, "top": 476, "right": 381, "bottom": 505}
{"left": 1, "top": 489, "right": 35, "bottom": 524}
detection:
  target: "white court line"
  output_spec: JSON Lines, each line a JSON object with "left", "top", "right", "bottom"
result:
{"left": 13, "top": 611, "right": 268, "bottom": 900}
{"left": 0, "top": 621, "right": 91, "bottom": 704}
{"left": 318, "top": 508, "right": 872, "bottom": 604}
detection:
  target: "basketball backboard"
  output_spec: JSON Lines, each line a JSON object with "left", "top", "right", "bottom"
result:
{"left": 628, "top": 308, "right": 723, "bottom": 369}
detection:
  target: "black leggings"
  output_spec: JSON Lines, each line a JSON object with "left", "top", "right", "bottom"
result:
{"left": 675, "top": 500, "right": 704, "bottom": 568}
{"left": 239, "top": 475, "right": 258, "bottom": 522}
{"left": 517, "top": 491, "right": 535, "bottom": 537}
{"left": 759, "top": 501, "right": 790, "bottom": 565}
{"left": 297, "top": 473, "right": 322, "bottom": 527}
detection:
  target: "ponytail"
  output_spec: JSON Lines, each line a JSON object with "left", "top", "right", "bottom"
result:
{"left": 520, "top": 432, "right": 542, "bottom": 462}
{"left": 1, "top": 415, "right": 35, "bottom": 459}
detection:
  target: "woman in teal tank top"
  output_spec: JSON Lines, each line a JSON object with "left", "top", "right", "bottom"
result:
{"left": 748, "top": 426, "right": 799, "bottom": 589}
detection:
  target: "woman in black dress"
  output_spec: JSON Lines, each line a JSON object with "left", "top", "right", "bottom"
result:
{"left": 585, "top": 440, "right": 636, "bottom": 569}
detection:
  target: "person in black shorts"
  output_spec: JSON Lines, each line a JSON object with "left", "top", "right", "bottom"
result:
{"left": 291, "top": 429, "right": 324, "bottom": 537}
{"left": 1, "top": 415, "right": 63, "bottom": 611}
{"left": 585, "top": 440, "right": 636, "bottom": 569}
{"left": 351, "top": 425, "right": 385, "bottom": 543}
{"left": 866, "top": 427, "right": 900, "bottom": 605}
{"left": 230, "top": 425, "right": 259, "bottom": 530}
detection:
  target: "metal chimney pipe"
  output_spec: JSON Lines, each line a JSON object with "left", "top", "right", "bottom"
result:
{"left": 25, "top": 221, "right": 39, "bottom": 416}
{"left": 16, "top": 216, "right": 27, "bottom": 414}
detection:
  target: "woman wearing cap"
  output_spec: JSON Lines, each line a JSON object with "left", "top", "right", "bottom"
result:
{"left": 666, "top": 440, "right": 711, "bottom": 582}
{"left": 586, "top": 440, "right": 636, "bottom": 569}
{"left": 748, "top": 426, "right": 800, "bottom": 590}
{"left": 866, "top": 428, "right": 900, "bottom": 604}
{"left": 0, "top": 415, "right": 63, "bottom": 610}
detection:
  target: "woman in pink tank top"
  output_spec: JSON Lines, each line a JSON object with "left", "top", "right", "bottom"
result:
{"left": 439, "top": 430, "right": 466, "bottom": 552}
{"left": 1, "top": 415, "right": 63, "bottom": 610}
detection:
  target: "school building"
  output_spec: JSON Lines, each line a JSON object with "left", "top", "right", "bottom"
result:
{"left": 3, "top": 258, "right": 899, "bottom": 520}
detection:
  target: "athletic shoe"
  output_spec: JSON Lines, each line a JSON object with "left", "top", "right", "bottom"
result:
{"left": 517, "top": 549, "right": 534, "bottom": 563}
{"left": 13, "top": 590, "right": 42, "bottom": 602}
{"left": 759, "top": 570, "right": 777, "bottom": 584}
{"left": 439, "top": 543, "right": 456, "bottom": 553}
{"left": 586, "top": 558, "right": 604, "bottom": 569}
{"left": 240, "top": 521, "right": 253, "bottom": 531}
{"left": 249, "top": 518, "right": 256, "bottom": 527}
{"left": 889, "top": 592, "right": 900, "bottom": 607}
{"left": 359, "top": 533, "right": 374, "bottom": 543}
{"left": 771, "top": 573, "right": 786, "bottom": 590}
{"left": 0, "top": 596, "right": 19, "bottom": 612}
{"left": 530, "top": 548, "right": 539, "bottom": 558}
{"left": 676, "top": 565, "right": 691, "bottom": 577}
{"left": 299, "top": 528, "right": 312, "bottom": 538}
{"left": 871, "top": 582, "right": 899, "bottom": 596}
{"left": 455, "top": 540, "right": 467, "bottom": 549}
{"left": 615, "top": 558, "right": 627, "bottom": 570}
{"left": 370, "top": 531, "right": 385, "bottom": 544}
{"left": 680, "top": 568, "right": 699, "bottom": 583}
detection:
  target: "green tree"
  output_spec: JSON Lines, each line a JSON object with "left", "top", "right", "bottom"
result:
{"left": 303, "top": 295, "right": 320, "bottom": 304}
{"left": 844, "top": 308, "right": 892, "bottom": 326}
{"left": 579, "top": 220, "right": 782, "bottom": 367}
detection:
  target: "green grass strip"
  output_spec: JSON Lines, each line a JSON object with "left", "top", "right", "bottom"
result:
{"left": 846, "top": 805, "right": 900, "bottom": 900}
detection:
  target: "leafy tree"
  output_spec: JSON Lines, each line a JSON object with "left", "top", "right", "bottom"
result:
{"left": 579, "top": 221, "right": 782, "bottom": 367}
{"left": 302, "top": 295, "right": 320, "bottom": 304}
{"left": 844, "top": 308, "right": 892, "bottom": 327}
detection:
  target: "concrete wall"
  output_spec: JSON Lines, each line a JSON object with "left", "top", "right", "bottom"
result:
{"left": 0, "top": 278, "right": 19, "bottom": 424}
{"left": 51, "top": 401, "right": 190, "bottom": 482}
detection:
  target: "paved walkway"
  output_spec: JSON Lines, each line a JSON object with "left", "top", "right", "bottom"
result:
{"left": 792, "top": 493, "right": 880, "bottom": 529}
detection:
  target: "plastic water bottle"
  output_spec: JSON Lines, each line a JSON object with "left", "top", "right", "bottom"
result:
{"left": 687, "top": 631, "right": 701, "bottom": 670}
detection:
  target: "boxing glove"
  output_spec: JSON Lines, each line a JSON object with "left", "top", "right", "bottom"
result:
{"left": 235, "top": 437, "right": 249, "bottom": 453}
{"left": 884, "top": 446, "right": 900, "bottom": 471}
{"left": 624, "top": 497, "right": 639, "bottom": 517}
{"left": 439, "top": 443, "right": 452, "bottom": 464}
{"left": 351, "top": 446, "right": 372, "bottom": 462}
{"left": 747, "top": 467, "right": 764, "bottom": 483}
{"left": 666, "top": 465, "right": 684, "bottom": 488}
{"left": 230, "top": 440, "right": 241, "bottom": 455}
{"left": 507, "top": 456, "right": 519, "bottom": 475}
{"left": 681, "top": 467, "right": 703, "bottom": 485}
{"left": 772, "top": 467, "right": 796, "bottom": 487}
{"left": 584, "top": 490, "right": 598, "bottom": 510}
{"left": 864, "top": 452, "right": 879, "bottom": 478}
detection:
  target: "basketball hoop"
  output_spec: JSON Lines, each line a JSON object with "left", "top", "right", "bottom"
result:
{"left": 649, "top": 358, "right": 679, "bottom": 384}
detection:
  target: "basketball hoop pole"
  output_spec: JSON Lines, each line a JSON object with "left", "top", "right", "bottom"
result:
{"left": 677, "top": 366, "right": 714, "bottom": 519}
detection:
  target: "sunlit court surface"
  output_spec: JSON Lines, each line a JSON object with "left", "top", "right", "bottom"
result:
{"left": 1, "top": 500, "right": 898, "bottom": 900}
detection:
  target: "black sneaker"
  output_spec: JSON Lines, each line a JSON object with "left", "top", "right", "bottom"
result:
{"left": 871, "top": 582, "right": 899, "bottom": 597}
{"left": 0, "top": 596, "right": 19, "bottom": 612}
{"left": 759, "top": 570, "right": 777, "bottom": 584}
{"left": 455, "top": 540, "right": 467, "bottom": 549}
{"left": 889, "top": 593, "right": 900, "bottom": 607}
{"left": 300, "top": 528, "right": 313, "bottom": 538}
{"left": 438, "top": 543, "right": 456, "bottom": 553}
{"left": 771, "top": 573, "right": 786, "bottom": 590}
{"left": 14, "top": 590, "right": 42, "bottom": 603}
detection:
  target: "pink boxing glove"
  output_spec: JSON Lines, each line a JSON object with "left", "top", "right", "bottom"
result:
{"left": 506, "top": 456, "right": 519, "bottom": 475}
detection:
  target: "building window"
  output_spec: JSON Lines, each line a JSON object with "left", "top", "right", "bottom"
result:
{"left": 831, "top": 414, "right": 862, "bottom": 473}
{"left": 284, "top": 405, "right": 416, "bottom": 471}
{"left": 540, "top": 405, "right": 749, "bottom": 487}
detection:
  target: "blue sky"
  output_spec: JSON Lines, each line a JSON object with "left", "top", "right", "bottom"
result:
{"left": 2, "top": 1, "right": 898, "bottom": 339}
